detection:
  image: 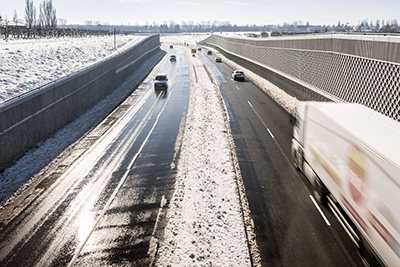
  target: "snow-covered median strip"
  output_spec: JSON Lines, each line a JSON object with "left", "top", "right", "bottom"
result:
{"left": 156, "top": 54, "right": 258, "bottom": 266}
{"left": 207, "top": 47, "right": 299, "bottom": 116}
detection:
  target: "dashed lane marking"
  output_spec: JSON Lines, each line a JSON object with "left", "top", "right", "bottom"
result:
{"left": 267, "top": 128, "right": 275, "bottom": 139}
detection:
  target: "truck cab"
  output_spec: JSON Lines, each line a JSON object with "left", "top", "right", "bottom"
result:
{"left": 291, "top": 102, "right": 306, "bottom": 172}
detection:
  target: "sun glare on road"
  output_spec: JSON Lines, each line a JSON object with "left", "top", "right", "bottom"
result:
{"left": 77, "top": 208, "right": 95, "bottom": 245}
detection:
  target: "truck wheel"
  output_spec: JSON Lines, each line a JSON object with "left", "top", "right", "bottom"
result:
{"left": 358, "top": 237, "right": 380, "bottom": 266}
{"left": 313, "top": 177, "right": 326, "bottom": 204}
{"left": 292, "top": 149, "right": 300, "bottom": 170}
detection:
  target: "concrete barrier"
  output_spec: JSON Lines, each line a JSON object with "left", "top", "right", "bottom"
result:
{"left": 0, "top": 35, "right": 161, "bottom": 169}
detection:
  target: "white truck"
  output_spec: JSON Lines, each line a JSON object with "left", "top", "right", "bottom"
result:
{"left": 291, "top": 102, "right": 400, "bottom": 266}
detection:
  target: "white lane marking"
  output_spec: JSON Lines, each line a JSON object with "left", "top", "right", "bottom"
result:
{"left": 309, "top": 195, "right": 331, "bottom": 226}
{"left": 267, "top": 128, "right": 275, "bottom": 139}
{"left": 148, "top": 195, "right": 167, "bottom": 261}
{"left": 236, "top": 86, "right": 240, "bottom": 91}
{"left": 247, "top": 100, "right": 274, "bottom": 140}
{"left": 246, "top": 98, "right": 300, "bottom": 179}
{"left": 248, "top": 101, "right": 275, "bottom": 139}
{"left": 68, "top": 84, "right": 174, "bottom": 267}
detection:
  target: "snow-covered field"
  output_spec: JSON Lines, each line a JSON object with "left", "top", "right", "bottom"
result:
{"left": 0, "top": 35, "right": 145, "bottom": 103}
{"left": 156, "top": 52, "right": 258, "bottom": 266}
{"left": 160, "top": 33, "right": 208, "bottom": 45}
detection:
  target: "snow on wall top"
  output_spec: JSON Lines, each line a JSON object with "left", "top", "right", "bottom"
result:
{"left": 0, "top": 35, "right": 146, "bottom": 104}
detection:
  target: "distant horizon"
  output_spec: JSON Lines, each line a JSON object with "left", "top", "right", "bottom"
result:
{"left": 59, "top": 20, "right": 397, "bottom": 27}
{"left": 2, "top": 0, "right": 399, "bottom": 27}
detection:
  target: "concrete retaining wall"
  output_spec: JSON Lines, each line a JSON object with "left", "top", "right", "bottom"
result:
{"left": 200, "top": 35, "right": 400, "bottom": 121}
{"left": 0, "top": 35, "right": 160, "bottom": 168}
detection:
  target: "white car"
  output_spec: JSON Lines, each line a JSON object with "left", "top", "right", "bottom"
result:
{"left": 232, "top": 70, "right": 245, "bottom": 81}
{"left": 154, "top": 73, "right": 168, "bottom": 90}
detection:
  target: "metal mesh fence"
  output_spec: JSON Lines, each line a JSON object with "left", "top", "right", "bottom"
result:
{"left": 203, "top": 35, "right": 400, "bottom": 121}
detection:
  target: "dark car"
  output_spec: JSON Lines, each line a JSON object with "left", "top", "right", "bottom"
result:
{"left": 170, "top": 55, "right": 176, "bottom": 61}
{"left": 207, "top": 51, "right": 212, "bottom": 55}
{"left": 215, "top": 56, "right": 222, "bottom": 63}
{"left": 154, "top": 73, "right": 168, "bottom": 90}
{"left": 170, "top": 45, "right": 173, "bottom": 49}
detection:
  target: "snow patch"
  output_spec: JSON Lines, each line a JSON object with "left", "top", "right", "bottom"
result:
{"left": 160, "top": 33, "right": 208, "bottom": 46}
{"left": 0, "top": 35, "right": 145, "bottom": 103}
{"left": 156, "top": 51, "right": 252, "bottom": 266}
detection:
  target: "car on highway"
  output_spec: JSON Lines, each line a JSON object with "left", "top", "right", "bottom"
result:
{"left": 215, "top": 56, "right": 222, "bottom": 62}
{"left": 170, "top": 55, "right": 176, "bottom": 61}
{"left": 232, "top": 70, "right": 245, "bottom": 81}
{"left": 170, "top": 45, "right": 173, "bottom": 49}
{"left": 153, "top": 73, "right": 168, "bottom": 90}
{"left": 207, "top": 51, "right": 212, "bottom": 55}
{"left": 198, "top": 47, "right": 202, "bottom": 51}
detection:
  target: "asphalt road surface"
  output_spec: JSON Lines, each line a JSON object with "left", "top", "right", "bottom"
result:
{"left": 0, "top": 44, "right": 368, "bottom": 267}
{"left": 0, "top": 46, "right": 190, "bottom": 266}
{"left": 199, "top": 49, "right": 365, "bottom": 267}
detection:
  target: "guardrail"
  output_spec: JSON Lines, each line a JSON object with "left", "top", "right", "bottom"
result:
{"left": 0, "top": 35, "right": 161, "bottom": 169}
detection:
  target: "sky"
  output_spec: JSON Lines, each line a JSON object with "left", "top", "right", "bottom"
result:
{"left": 1, "top": 0, "right": 399, "bottom": 26}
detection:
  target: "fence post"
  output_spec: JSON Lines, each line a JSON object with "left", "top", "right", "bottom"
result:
{"left": 114, "top": 28, "right": 116, "bottom": 50}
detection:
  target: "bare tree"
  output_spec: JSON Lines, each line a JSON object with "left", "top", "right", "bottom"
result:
{"left": 376, "top": 19, "right": 380, "bottom": 29}
{"left": 58, "top": 18, "right": 67, "bottom": 26}
{"left": 38, "top": 2, "right": 45, "bottom": 28}
{"left": 25, "top": 0, "right": 36, "bottom": 28}
{"left": 13, "top": 10, "right": 18, "bottom": 25}
{"left": 169, "top": 20, "right": 175, "bottom": 30}
{"left": 50, "top": 8, "right": 57, "bottom": 28}
{"left": 39, "top": 0, "right": 57, "bottom": 29}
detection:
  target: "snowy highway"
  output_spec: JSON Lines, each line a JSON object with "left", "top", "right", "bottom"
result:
{"left": 199, "top": 48, "right": 366, "bottom": 267}
{"left": 0, "top": 46, "right": 190, "bottom": 266}
{"left": 0, "top": 42, "right": 369, "bottom": 266}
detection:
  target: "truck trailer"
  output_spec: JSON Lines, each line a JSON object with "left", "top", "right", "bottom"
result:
{"left": 291, "top": 102, "right": 400, "bottom": 266}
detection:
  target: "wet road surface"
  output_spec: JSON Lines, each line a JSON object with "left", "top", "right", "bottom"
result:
{"left": 0, "top": 47, "right": 190, "bottom": 266}
{"left": 199, "top": 49, "right": 365, "bottom": 267}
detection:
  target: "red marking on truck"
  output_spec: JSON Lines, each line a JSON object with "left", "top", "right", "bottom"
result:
{"left": 369, "top": 211, "right": 400, "bottom": 257}
{"left": 342, "top": 195, "right": 370, "bottom": 235}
